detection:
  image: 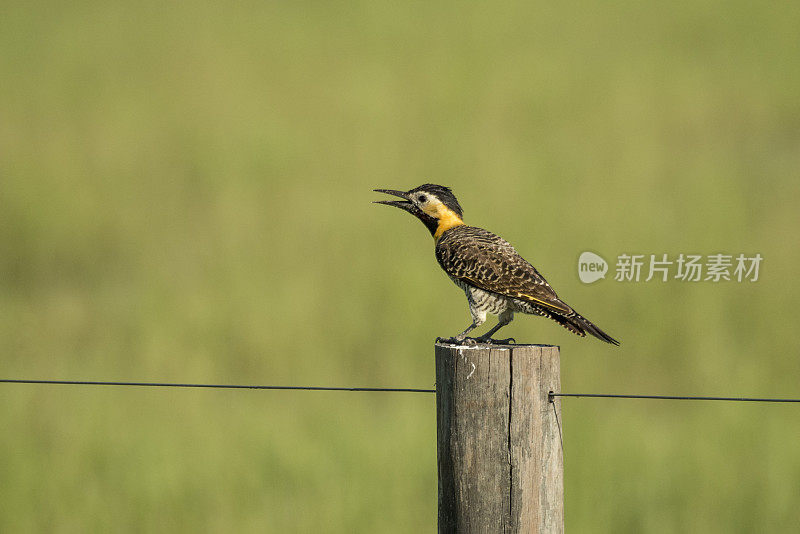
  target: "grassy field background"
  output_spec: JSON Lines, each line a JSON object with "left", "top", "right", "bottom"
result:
{"left": 1, "top": 0, "right": 799, "bottom": 531}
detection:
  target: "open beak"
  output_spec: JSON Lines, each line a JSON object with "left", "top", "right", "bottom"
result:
{"left": 373, "top": 188, "right": 418, "bottom": 215}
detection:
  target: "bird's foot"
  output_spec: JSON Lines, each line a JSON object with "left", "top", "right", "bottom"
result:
{"left": 436, "top": 336, "right": 479, "bottom": 346}
{"left": 474, "top": 336, "right": 516, "bottom": 345}
{"left": 436, "top": 335, "right": 515, "bottom": 346}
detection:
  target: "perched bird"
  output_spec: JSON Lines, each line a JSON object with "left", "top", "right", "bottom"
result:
{"left": 374, "top": 184, "right": 619, "bottom": 345}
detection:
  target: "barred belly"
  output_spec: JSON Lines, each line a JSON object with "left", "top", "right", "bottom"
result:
{"left": 451, "top": 278, "right": 511, "bottom": 315}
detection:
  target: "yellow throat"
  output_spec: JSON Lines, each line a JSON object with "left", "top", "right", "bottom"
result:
{"left": 431, "top": 205, "right": 465, "bottom": 240}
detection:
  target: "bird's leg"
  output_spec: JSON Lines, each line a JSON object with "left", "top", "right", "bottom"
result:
{"left": 436, "top": 321, "right": 479, "bottom": 346}
{"left": 437, "top": 307, "right": 486, "bottom": 346}
{"left": 475, "top": 311, "right": 516, "bottom": 344}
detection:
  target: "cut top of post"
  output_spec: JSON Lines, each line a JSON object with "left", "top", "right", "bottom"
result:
{"left": 434, "top": 342, "right": 560, "bottom": 349}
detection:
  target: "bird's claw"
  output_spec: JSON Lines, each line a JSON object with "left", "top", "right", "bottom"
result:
{"left": 436, "top": 336, "right": 478, "bottom": 346}
{"left": 475, "top": 336, "right": 516, "bottom": 345}
{"left": 436, "top": 336, "right": 514, "bottom": 346}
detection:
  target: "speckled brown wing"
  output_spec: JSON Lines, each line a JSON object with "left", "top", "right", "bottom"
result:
{"left": 435, "top": 225, "right": 573, "bottom": 315}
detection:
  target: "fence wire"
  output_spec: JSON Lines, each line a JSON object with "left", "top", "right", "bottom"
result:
{"left": 0, "top": 379, "right": 435, "bottom": 393}
{"left": 3, "top": 378, "right": 800, "bottom": 403}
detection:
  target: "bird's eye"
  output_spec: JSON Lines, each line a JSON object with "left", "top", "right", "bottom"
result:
{"left": 418, "top": 195, "right": 427, "bottom": 203}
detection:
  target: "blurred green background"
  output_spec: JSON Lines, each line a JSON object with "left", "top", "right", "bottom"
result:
{"left": 1, "top": 0, "right": 799, "bottom": 531}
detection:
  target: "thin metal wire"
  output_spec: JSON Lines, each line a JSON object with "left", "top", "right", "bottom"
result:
{"left": 2, "top": 379, "right": 799, "bottom": 403}
{"left": 549, "top": 392, "right": 800, "bottom": 403}
{"left": 0, "top": 379, "right": 435, "bottom": 393}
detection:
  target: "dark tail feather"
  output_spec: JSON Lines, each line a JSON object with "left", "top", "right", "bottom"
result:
{"left": 554, "top": 311, "right": 619, "bottom": 346}
{"left": 574, "top": 312, "right": 619, "bottom": 345}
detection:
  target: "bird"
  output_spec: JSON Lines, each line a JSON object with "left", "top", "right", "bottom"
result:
{"left": 374, "top": 184, "right": 619, "bottom": 346}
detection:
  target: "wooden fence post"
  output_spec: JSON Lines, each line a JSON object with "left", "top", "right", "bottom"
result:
{"left": 435, "top": 343, "right": 563, "bottom": 533}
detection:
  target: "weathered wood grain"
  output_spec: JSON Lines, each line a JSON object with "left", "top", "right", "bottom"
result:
{"left": 435, "top": 343, "right": 563, "bottom": 533}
